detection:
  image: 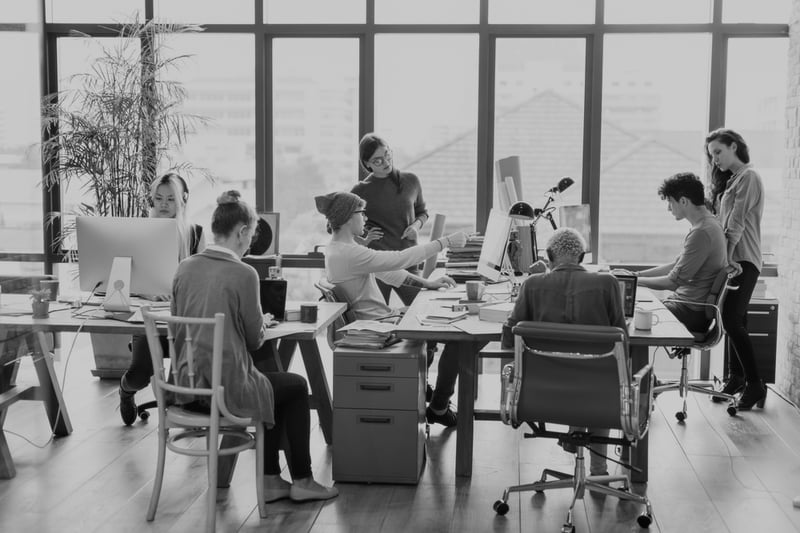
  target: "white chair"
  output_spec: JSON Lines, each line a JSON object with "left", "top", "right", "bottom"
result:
{"left": 141, "top": 307, "right": 267, "bottom": 533}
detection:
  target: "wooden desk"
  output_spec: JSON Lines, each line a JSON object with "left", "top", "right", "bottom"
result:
{"left": 394, "top": 286, "right": 693, "bottom": 481}
{"left": 0, "top": 295, "right": 345, "bottom": 478}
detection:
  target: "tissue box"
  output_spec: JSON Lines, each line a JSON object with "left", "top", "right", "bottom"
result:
{"left": 478, "top": 302, "right": 515, "bottom": 323}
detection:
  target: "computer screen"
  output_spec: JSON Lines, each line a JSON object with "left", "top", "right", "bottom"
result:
{"left": 559, "top": 204, "right": 592, "bottom": 253}
{"left": 613, "top": 274, "right": 638, "bottom": 318}
{"left": 477, "top": 208, "right": 513, "bottom": 283}
{"left": 76, "top": 217, "right": 179, "bottom": 295}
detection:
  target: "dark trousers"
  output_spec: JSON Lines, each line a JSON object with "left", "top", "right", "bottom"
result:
{"left": 120, "top": 334, "right": 162, "bottom": 393}
{"left": 263, "top": 371, "right": 312, "bottom": 478}
{"left": 723, "top": 261, "right": 760, "bottom": 382}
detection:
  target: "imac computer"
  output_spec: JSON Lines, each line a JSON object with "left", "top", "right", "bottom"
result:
{"left": 477, "top": 208, "right": 513, "bottom": 283}
{"left": 77, "top": 217, "right": 178, "bottom": 311}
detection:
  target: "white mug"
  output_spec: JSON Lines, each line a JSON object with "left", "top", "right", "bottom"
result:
{"left": 465, "top": 280, "right": 485, "bottom": 301}
{"left": 633, "top": 308, "right": 659, "bottom": 330}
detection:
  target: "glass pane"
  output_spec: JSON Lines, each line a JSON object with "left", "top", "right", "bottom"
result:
{"left": 272, "top": 38, "right": 359, "bottom": 257}
{"left": 605, "top": 0, "right": 712, "bottom": 23}
{"left": 374, "top": 34, "right": 479, "bottom": 236}
{"left": 599, "top": 34, "right": 711, "bottom": 264}
{"left": 0, "top": 1, "right": 38, "bottom": 23}
{"left": 264, "top": 0, "right": 364, "bottom": 23}
{"left": 47, "top": 0, "right": 142, "bottom": 23}
{"left": 494, "top": 38, "right": 586, "bottom": 249}
{"left": 489, "top": 0, "right": 595, "bottom": 24}
{"left": 162, "top": 34, "right": 256, "bottom": 237}
{"left": 375, "top": 0, "right": 479, "bottom": 24}
{"left": 723, "top": 0, "right": 791, "bottom": 23}
{"left": 0, "top": 33, "right": 42, "bottom": 253}
{"left": 156, "top": 0, "right": 254, "bottom": 23}
{"left": 725, "top": 38, "right": 788, "bottom": 262}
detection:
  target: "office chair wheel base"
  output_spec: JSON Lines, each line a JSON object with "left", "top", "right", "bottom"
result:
{"left": 675, "top": 411, "right": 686, "bottom": 422}
{"left": 561, "top": 523, "right": 576, "bottom": 533}
{"left": 637, "top": 512, "right": 653, "bottom": 528}
{"left": 493, "top": 500, "right": 509, "bottom": 515}
{"left": 139, "top": 410, "right": 150, "bottom": 421}
{"left": 726, "top": 404, "right": 738, "bottom": 416}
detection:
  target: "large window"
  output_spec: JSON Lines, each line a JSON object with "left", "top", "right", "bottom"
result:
{"left": 6, "top": 1, "right": 793, "bottom": 272}
{"left": 374, "top": 34, "right": 479, "bottom": 236}
{"left": 0, "top": 32, "right": 42, "bottom": 254}
{"left": 599, "top": 34, "right": 711, "bottom": 264}
{"left": 725, "top": 37, "right": 789, "bottom": 263}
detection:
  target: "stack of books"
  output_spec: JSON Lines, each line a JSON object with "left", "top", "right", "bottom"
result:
{"left": 445, "top": 234, "right": 484, "bottom": 282}
{"left": 334, "top": 320, "right": 401, "bottom": 349}
{"left": 417, "top": 308, "right": 468, "bottom": 326}
{"left": 478, "top": 301, "right": 515, "bottom": 323}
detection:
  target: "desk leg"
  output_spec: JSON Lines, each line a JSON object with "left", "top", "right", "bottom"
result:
{"left": 298, "top": 339, "right": 333, "bottom": 445}
{"left": 455, "top": 340, "right": 487, "bottom": 478}
{"left": 277, "top": 339, "right": 297, "bottom": 372}
{"left": 31, "top": 332, "right": 72, "bottom": 436}
{"left": 630, "top": 344, "right": 648, "bottom": 484}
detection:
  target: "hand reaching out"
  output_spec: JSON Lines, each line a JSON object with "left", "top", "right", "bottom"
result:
{"left": 426, "top": 275, "right": 456, "bottom": 290}
{"left": 444, "top": 232, "right": 468, "bottom": 249}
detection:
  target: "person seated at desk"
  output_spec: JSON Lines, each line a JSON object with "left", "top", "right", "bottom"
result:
{"left": 501, "top": 228, "right": 626, "bottom": 477}
{"left": 619, "top": 172, "right": 727, "bottom": 334}
{"left": 314, "top": 191, "right": 467, "bottom": 427}
{"left": 118, "top": 173, "right": 206, "bottom": 426}
{"left": 172, "top": 190, "right": 337, "bottom": 502}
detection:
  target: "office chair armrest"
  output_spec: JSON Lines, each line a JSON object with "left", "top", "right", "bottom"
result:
{"left": 628, "top": 363, "right": 654, "bottom": 441}
{"left": 499, "top": 362, "right": 516, "bottom": 426}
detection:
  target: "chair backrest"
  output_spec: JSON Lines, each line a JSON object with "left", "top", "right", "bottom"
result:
{"left": 508, "top": 321, "right": 652, "bottom": 442}
{"left": 694, "top": 269, "right": 734, "bottom": 346}
{"left": 141, "top": 307, "right": 251, "bottom": 425}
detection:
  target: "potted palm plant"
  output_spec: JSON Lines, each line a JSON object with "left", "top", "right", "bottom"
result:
{"left": 30, "top": 289, "right": 51, "bottom": 319}
{"left": 40, "top": 17, "right": 209, "bottom": 377}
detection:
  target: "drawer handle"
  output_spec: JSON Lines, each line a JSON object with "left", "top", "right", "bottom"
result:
{"left": 749, "top": 333, "right": 770, "bottom": 337}
{"left": 359, "top": 383, "right": 393, "bottom": 392}
{"left": 359, "top": 416, "right": 392, "bottom": 424}
{"left": 747, "top": 311, "right": 771, "bottom": 316}
{"left": 359, "top": 364, "right": 393, "bottom": 372}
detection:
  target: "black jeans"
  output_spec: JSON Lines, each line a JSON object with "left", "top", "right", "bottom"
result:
{"left": 120, "top": 334, "right": 163, "bottom": 393}
{"left": 722, "top": 261, "right": 760, "bottom": 382}
{"left": 263, "top": 371, "right": 312, "bottom": 478}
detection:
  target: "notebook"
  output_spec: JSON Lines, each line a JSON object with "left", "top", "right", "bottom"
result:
{"left": 612, "top": 274, "right": 638, "bottom": 322}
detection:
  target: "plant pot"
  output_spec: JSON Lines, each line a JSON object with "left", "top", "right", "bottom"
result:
{"left": 89, "top": 333, "right": 132, "bottom": 379}
{"left": 31, "top": 300, "right": 50, "bottom": 318}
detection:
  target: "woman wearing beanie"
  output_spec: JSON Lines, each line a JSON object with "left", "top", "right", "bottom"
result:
{"left": 315, "top": 191, "right": 468, "bottom": 427}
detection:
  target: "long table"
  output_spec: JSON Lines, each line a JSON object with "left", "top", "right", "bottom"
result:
{"left": 0, "top": 295, "right": 346, "bottom": 478}
{"left": 394, "top": 285, "right": 694, "bottom": 481}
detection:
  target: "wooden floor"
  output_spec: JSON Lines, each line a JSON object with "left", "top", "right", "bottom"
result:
{"left": 2, "top": 336, "right": 800, "bottom": 533}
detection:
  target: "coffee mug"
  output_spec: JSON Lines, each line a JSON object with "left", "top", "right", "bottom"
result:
{"left": 465, "top": 280, "right": 485, "bottom": 301}
{"left": 300, "top": 304, "right": 318, "bottom": 323}
{"left": 40, "top": 279, "right": 60, "bottom": 302}
{"left": 633, "top": 308, "right": 659, "bottom": 330}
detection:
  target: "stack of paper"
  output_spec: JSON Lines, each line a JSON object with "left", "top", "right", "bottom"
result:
{"left": 751, "top": 279, "right": 767, "bottom": 299}
{"left": 417, "top": 308, "right": 468, "bottom": 326}
{"left": 478, "top": 301, "right": 515, "bottom": 323}
{"left": 334, "top": 320, "right": 400, "bottom": 349}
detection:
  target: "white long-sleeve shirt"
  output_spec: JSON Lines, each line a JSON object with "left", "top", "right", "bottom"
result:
{"left": 324, "top": 240, "right": 441, "bottom": 319}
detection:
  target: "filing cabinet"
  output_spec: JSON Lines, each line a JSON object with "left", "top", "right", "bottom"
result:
{"left": 333, "top": 340, "right": 426, "bottom": 484}
{"left": 724, "top": 296, "right": 778, "bottom": 383}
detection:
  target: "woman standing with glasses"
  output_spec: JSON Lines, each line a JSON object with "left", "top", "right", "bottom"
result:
{"left": 705, "top": 128, "right": 766, "bottom": 411}
{"left": 352, "top": 133, "right": 430, "bottom": 306}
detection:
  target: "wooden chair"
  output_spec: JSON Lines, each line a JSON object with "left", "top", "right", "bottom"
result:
{"left": 313, "top": 278, "right": 355, "bottom": 349}
{"left": 141, "top": 307, "right": 267, "bottom": 533}
{"left": 655, "top": 269, "right": 738, "bottom": 420}
{"left": 494, "top": 321, "right": 654, "bottom": 532}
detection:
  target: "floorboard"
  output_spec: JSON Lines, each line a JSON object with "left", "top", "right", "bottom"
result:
{"left": 2, "top": 336, "right": 800, "bottom": 532}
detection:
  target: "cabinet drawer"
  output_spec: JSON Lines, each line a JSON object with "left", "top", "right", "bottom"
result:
{"left": 746, "top": 307, "right": 777, "bottom": 333}
{"left": 335, "top": 354, "right": 421, "bottom": 379}
{"left": 333, "top": 408, "right": 425, "bottom": 484}
{"left": 334, "top": 375, "right": 421, "bottom": 410}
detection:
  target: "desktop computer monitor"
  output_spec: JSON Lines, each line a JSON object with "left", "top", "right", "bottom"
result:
{"left": 76, "top": 217, "right": 179, "bottom": 301}
{"left": 477, "top": 208, "right": 513, "bottom": 283}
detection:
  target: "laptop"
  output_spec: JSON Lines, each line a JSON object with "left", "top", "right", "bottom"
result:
{"left": 612, "top": 274, "right": 638, "bottom": 326}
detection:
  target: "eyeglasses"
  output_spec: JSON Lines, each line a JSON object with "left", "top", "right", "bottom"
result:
{"left": 353, "top": 210, "right": 367, "bottom": 218}
{"left": 368, "top": 149, "right": 392, "bottom": 167}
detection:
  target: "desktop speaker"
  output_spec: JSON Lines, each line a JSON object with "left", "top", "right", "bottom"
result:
{"left": 259, "top": 278, "right": 287, "bottom": 321}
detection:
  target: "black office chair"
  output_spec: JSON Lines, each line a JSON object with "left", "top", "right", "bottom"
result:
{"left": 656, "top": 269, "right": 739, "bottom": 420}
{"left": 493, "top": 321, "right": 654, "bottom": 533}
